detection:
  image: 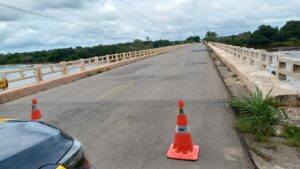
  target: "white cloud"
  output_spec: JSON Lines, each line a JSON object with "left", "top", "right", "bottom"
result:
{"left": 0, "top": 0, "right": 299, "bottom": 53}
{"left": 95, "top": 1, "right": 117, "bottom": 18}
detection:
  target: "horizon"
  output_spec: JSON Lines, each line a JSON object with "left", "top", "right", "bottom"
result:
{"left": 0, "top": 38, "right": 182, "bottom": 54}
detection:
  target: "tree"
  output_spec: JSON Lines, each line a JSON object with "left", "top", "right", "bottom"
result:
{"left": 0, "top": 39, "right": 182, "bottom": 64}
{"left": 255, "top": 25, "right": 278, "bottom": 40}
{"left": 201, "top": 20, "right": 300, "bottom": 47}
{"left": 248, "top": 34, "right": 270, "bottom": 46}
{"left": 204, "top": 31, "right": 217, "bottom": 42}
{"left": 276, "top": 21, "right": 300, "bottom": 41}
{"left": 247, "top": 25, "right": 278, "bottom": 46}
{"left": 233, "top": 32, "right": 252, "bottom": 46}
{"left": 184, "top": 36, "right": 200, "bottom": 43}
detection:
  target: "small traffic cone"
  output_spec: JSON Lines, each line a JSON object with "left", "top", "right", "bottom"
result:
{"left": 167, "top": 99, "right": 199, "bottom": 160}
{"left": 31, "top": 98, "right": 43, "bottom": 121}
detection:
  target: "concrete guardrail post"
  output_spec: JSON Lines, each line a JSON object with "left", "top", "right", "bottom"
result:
{"left": 258, "top": 51, "right": 265, "bottom": 70}
{"left": 94, "top": 57, "right": 100, "bottom": 66}
{"left": 105, "top": 55, "right": 109, "bottom": 63}
{"left": 123, "top": 53, "right": 126, "bottom": 60}
{"left": 116, "top": 54, "right": 119, "bottom": 62}
{"left": 60, "top": 61, "right": 67, "bottom": 75}
{"left": 80, "top": 59, "right": 85, "bottom": 71}
{"left": 35, "top": 66, "right": 43, "bottom": 82}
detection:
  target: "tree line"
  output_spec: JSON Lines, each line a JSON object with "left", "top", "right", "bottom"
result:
{"left": 204, "top": 20, "right": 300, "bottom": 48}
{"left": 0, "top": 37, "right": 199, "bottom": 65}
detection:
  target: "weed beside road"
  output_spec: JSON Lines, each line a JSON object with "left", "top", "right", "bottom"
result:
{"left": 230, "top": 87, "right": 287, "bottom": 140}
{"left": 230, "top": 87, "right": 300, "bottom": 149}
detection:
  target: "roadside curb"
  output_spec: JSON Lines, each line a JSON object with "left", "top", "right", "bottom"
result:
{"left": 206, "top": 44, "right": 259, "bottom": 169}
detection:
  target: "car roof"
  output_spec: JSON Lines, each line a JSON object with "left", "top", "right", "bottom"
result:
{"left": 0, "top": 120, "right": 73, "bottom": 169}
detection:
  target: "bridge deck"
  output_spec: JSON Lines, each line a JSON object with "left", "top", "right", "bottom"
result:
{"left": 0, "top": 44, "right": 254, "bottom": 169}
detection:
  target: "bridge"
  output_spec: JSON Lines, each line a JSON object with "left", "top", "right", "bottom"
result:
{"left": 0, "top": 44, "right": 255, "bottom": 169}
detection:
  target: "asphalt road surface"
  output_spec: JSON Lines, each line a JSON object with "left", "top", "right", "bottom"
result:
{"left": 0, "top": 44, "right": 254, "bottom": 169}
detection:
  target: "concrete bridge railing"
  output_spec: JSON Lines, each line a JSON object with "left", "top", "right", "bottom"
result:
{"left": 0, "top": 44, "right": 189, "bottom": 89}
{"left": 210, "top": 42, "right": 300, "bottom": 81}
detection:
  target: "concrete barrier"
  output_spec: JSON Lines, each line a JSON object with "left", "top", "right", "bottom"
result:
{"left": 210, "top": 42, "right": 300, "bottom": 81}
{"left": 207, "top": 43, "right": 300, "bottom": 107}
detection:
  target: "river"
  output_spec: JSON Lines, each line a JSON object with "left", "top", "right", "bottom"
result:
{"left": 268, "top": 47, "right": 300, "bottom": 59}
{"left": 0, "top": 64, "right": 37, "bottom": 72}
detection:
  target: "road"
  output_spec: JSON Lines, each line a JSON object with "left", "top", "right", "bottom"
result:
{"left": 0, "top": 44, "right": 254, "bottom": 169}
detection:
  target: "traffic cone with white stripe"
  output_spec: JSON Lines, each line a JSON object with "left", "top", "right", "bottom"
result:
{"left": 167, "top": 99, "right": 199, "bottom": 160}
{"left": 31, "top": 98, "right": 43, "bottom": 121}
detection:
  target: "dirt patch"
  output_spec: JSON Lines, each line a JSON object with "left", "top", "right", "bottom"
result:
{"left": 209, "top": 49, "right": 249, "bottom": 97}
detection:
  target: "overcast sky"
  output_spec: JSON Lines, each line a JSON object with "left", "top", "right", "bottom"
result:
{"left": 0, "top": 0, "right": 300, "bottom": 53}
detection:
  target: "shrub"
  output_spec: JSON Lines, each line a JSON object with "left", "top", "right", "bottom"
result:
{"left": 231, "top": 87, "right": 287, "bottom": 137}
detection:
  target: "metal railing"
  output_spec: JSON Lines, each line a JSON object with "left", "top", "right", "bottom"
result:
{"left": 0, "top": 44, "right": 190, "bottom": 89}
{"left": 210, "top": 42, "right": 300, "bottom": 81}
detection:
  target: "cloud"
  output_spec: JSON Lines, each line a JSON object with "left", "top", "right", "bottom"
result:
{"left": 94, "top": 1, "right": 117, "bottom": 19}
{"left": 0, "top": 8, "right": 20, "bottom": 21}
{"left": 0, "top": 0, "right": 300, "bottom": 53}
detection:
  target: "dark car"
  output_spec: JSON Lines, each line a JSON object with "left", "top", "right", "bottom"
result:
{"left": 0, "top": 119, "right": 95, "bottom": 169}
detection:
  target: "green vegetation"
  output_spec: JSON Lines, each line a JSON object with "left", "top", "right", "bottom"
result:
{"left": 184, "top": 36, "right": 200, "bottom": 43}
{"left": 230, "top": 87, "right": 286, "bottom": 140}
{"left": 0, "top": 39, "right": 189, "bottom": 64}
{"left": 283, "top": 125, "right": 300, "bottom": 149}
{"left": 204, "top": 20, "right": 300, "bottom": 48}
{"left": 204, "top": 31, "right": 217, "bottom": 42}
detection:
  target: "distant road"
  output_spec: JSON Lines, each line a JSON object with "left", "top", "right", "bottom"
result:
{"left": 0, "top": 44, "right": 254, "bottom": 169}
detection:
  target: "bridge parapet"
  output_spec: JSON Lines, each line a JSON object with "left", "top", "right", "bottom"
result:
{"left": 210, "top": 42, "right": 300, "bottom": 81}
{"left": 0, "top": 44, "right": 191, "bottom": 89}
{"left": 208, "top": 42, "right": 299, "bottom": 106}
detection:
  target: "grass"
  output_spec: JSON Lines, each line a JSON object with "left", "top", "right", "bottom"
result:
{"left": 282, "top": 125, "right": 300, "bottom": 150}
{"left": 230, "top": 87, "right": 287, "bottom": 140}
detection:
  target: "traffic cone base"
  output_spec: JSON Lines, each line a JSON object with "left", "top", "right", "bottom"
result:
{"left": 31, "top": 98, "right": 43, "bottom": 122}
{"left": 31, "top": 110, "right": 42, "bottom": 120}
{"left": 167, "top": 143, "right": 199, "bottom": 161}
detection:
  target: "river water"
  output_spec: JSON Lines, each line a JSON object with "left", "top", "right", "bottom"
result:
{"left": 269, "top": 47, "right": 300, "bottom": 59}
{"left": 0, "top": 64, "right": 37, "bottom": 72}
{"left": 0, "top": 63, "right": 88, "bottom": 89}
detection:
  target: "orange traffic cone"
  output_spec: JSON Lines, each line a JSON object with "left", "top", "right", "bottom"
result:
{"left": 167, "top": 99, "right": 199, "bottom": 160}
{"left": 31, "top": 98, "right": 43, "bottom": 121}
